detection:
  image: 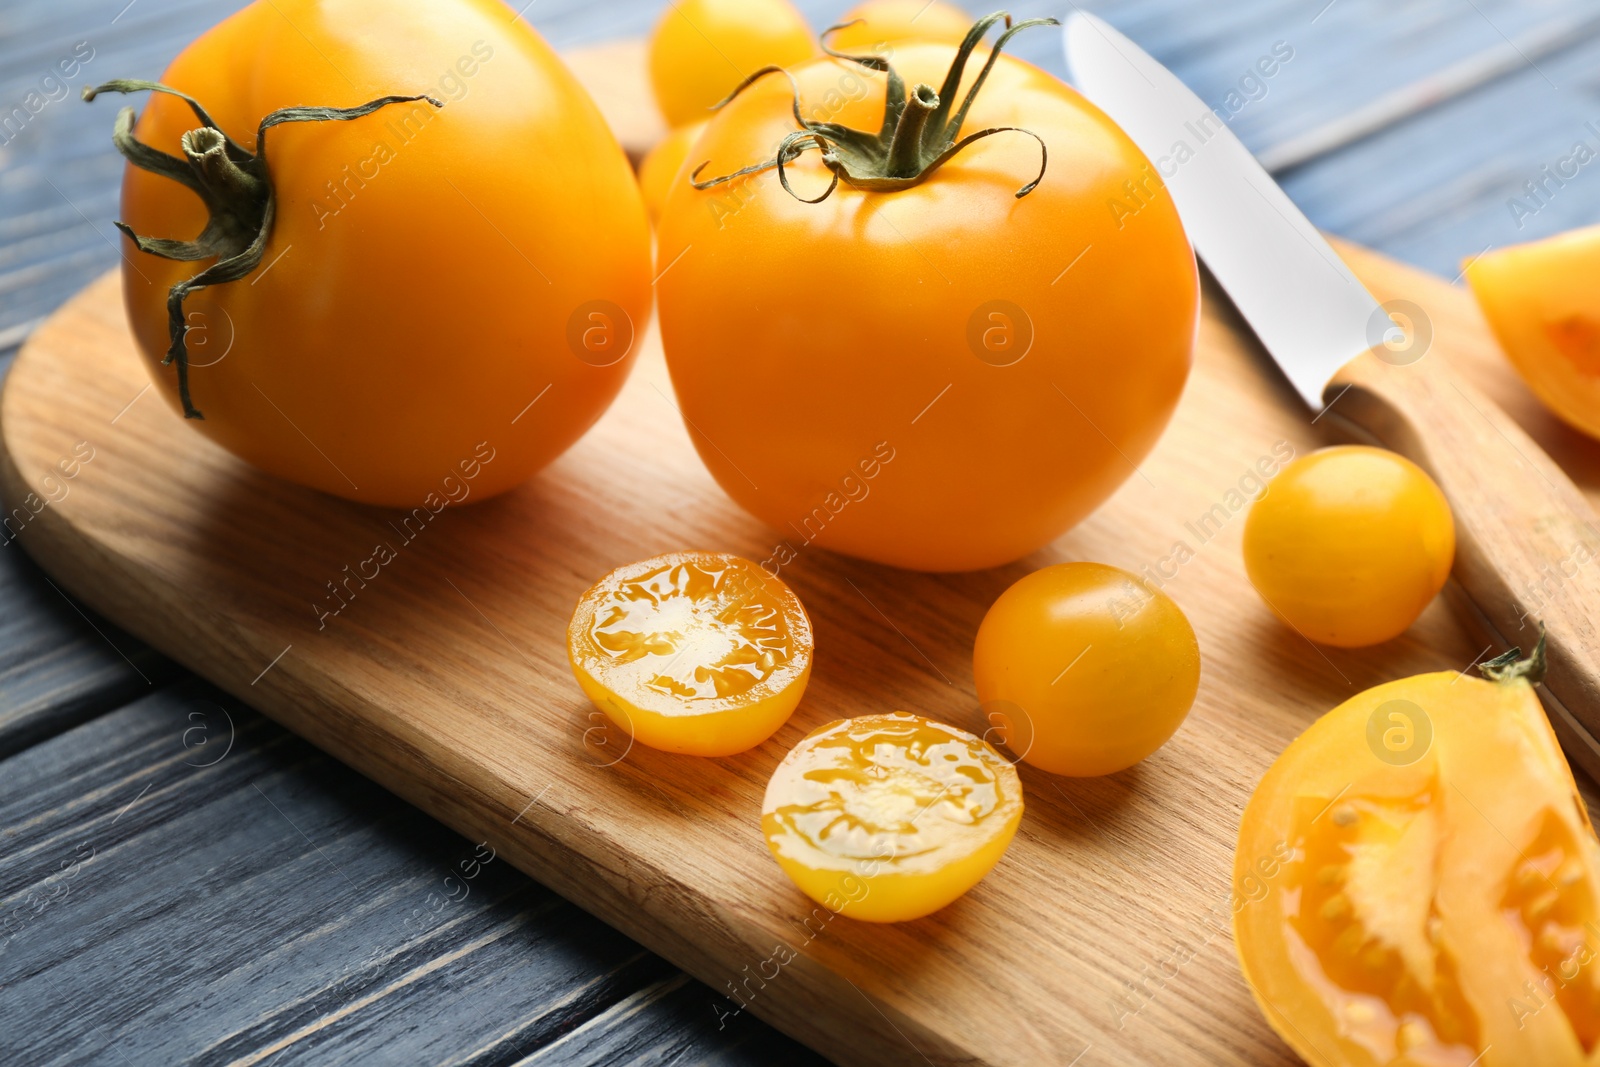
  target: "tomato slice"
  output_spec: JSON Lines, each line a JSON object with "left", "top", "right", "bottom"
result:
{"left": 1466, "top": 223, "right": 1600, "bottom": 441}
{"left": 1234, "top": 662, "right": 1600, "bottom": 1066}
{"left": 761, "top": 713, "right": 1023, "bottom": 922}
{"left": 567, "top": 552, "right": 812, "bottom": 757}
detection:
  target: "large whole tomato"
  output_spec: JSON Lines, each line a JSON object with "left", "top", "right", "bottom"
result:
{"left": 103, "top": 0, "right": 651, "bottom": 506}
{"left": 656, "top": 16, "right": 1197, "bottom": 571}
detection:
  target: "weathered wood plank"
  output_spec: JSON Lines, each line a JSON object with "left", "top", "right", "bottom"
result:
{"left": 0, "top": 537, "right": 169, "bottom": 759}
{"left": 521, "top": 973, "right": 823, "bottom": 1067}
{"left": 0, "top": 679, "right": 712, "bottom": 1066}
{"left": 1281, "top": 31, "right": 1600, "bottom": 276}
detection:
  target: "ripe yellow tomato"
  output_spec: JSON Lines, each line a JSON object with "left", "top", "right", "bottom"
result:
{"left": 829, "top": 0, "right": 973, "bottom": 52}
{"left": 648, "top": 0, "right": 815, "bottom": 128}
{"left": 567, "top": 552, "right": 812, "bottom": 757}
{"left": 761, "top": 712, "right": 1022, "bottom": 922}
{"left": 1242, "top": 446, "right": 1455, "bottom": 648}
{"left": 107, "top": 0, "right": 651, "bottom": 507}
{"left": 637, "top": 119, "right": 709, "bottom": 223}
{"left": 657, "top": 29, "right": 1197, "bottom": 572}
{"left": 1235, "top": 652, "right": 1600, "bottom": 1067}
{"left": 973, "top": 562, "right": 1200, "bottom": 777}
{"left": 1466, "top": 224, "right": 1600, "bottom": 440}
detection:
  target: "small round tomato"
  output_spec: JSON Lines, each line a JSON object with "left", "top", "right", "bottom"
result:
{"left": 100, "top": 0, "right": 651, "bottom": 506}
{"left": 973, "top": 562, "right": 1200, "bottom": 777}
{"left": 829, "top": 0, "right": 973, "bottom": 52}
{"left": 567, "top": 552, "right": 812, "bottom": 757}
{"left": 1466, "top": 224, "right": 1600, "bottom": 440}
{"left": 1243, "top": 446, "right": 1455, "bottom": 648}
{"left": 637, "top": 119, "right": 709, "bottom": 223}
{"left": 648, "top": 0, "right": 815, "bottom": 128}
{"left": 657, "top": 19, "right": 1197, "bottom": 571}
{"left": 762, "top": 712, "right": 1022, "bottom": 922}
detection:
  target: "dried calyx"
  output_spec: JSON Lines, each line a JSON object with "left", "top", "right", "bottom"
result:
{"left": 1479, "top": 625, "right": 1548, "bottom": 686}
{"left": 692, "top": 11, "right": 1058, "bottom": 204}
{"left": 83, "top": 80, "right": 441, "bottom": 419}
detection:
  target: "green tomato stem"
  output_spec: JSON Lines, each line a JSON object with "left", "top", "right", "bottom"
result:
{"left": 83, "top": 79, "right": 441, "bottom": 420}
{"left": 690, "top": 11, "right": 1058, "bottom": 204}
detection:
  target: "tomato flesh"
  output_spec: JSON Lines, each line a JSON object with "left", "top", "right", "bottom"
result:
{"left": 1235, "top": 670, "right": 1600, "bottom": 1066}
{"left": 567, "top": 552, "right": 812, "bottom": 757}
{"left": 761, "top": 712, "right": 1022, "bottom": 922}
{"left": 1466, "top": 223, "right": 1600, "bottom": 441}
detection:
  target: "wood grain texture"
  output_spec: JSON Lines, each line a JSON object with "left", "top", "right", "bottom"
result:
{"left": 0, "top": 544, "right": 169, "bottom": 757}
{"left": 519, "top": 973, "right": 825, "bottom": 1066}
{"left": 0, "top": 677, "right": 720, "bottom": 1066}
{"left": 11, "top": 241, "right": 1598, "bottom": 1065}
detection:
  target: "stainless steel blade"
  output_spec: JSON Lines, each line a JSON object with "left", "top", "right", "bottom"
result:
{"left": 1064, "top": 12, "right": 1384, "bottom": 409}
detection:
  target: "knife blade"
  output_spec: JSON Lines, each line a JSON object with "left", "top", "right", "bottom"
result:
{"left": 1064, "top": 12, "right": 1600, "bottom": 778}
{"left": 1064, "top": 12, "right": 1386, "bottom": 409}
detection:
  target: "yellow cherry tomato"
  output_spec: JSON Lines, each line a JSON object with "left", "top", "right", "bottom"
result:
{"left": 648, "top": 0, "right": 815, "bottom": 128}
{"left": 761, "top": 712, "right": 1022, "bottom": 922}
{"left": 1242, "top": 446, "right": 1455, "bottom": 648}
{"left": 637, "top": 119, "right": 708, "bottom": 223}
{"left": 567, "top": 552, "right": 812, "bottom": 757}
{"left": 829, "top": 0, "right": 973, "bottom": 52}
{"left": 1466, "top": 223, "right": 1600, "bottom": 440}
{"left": 973, "top": 562, "right": 1200, "bottom": 777}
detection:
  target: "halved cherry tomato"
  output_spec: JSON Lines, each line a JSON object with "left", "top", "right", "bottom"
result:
{"left": 657, "top": 16, "right": 1197, "bottom": 571}
{"left": 1242, "top": 446, "right": 1455, "bottom": 648}
{"left": 102, "top": 0, "right": 651, "bottom": 506}
{"left": 567, "top": 551, "right": 812, "bottom": 757}
{"left": 829, "top": 0, "right": 974, "bottom": 52}
{"left": 1466, "top": 224, "right": 1600, "bottom": 440}
{"left": 762, "top": 712, "right": 1022, "bottom": 922}
{"left": 648, "top": 0, "right": 815, "bottom": 128}
{"left": 973, "top": 562, "right": 1200, "bottom": 776}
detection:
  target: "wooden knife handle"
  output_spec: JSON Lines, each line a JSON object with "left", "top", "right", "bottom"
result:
{"left": 1326, "top": 346, "right": 1600, "bottom": 781}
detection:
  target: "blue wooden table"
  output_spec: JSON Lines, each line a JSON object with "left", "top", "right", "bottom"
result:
{"left": 3, "top": 0, "right": 1598, "bottom": 1063}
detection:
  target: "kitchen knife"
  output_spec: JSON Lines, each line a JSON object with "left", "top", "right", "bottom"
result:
{"left": 1065, "top": 11, "right": 1600, "bottom": 778}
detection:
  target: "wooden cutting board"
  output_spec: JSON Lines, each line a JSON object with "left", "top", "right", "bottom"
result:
{"left": 8, "top": 40, "right": 1600, "bottom": 1067}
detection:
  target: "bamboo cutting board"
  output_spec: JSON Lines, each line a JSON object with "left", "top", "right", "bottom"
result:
{"left": 8, "top": 41, "right": 1600, "bottom": 1067}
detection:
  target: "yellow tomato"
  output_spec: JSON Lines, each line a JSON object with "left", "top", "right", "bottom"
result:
{"left": 1235, "top": 647, "right": 1600, "bottom": 1067}
{"left": 1466, "top": 224, "right": 1600, "bottom": 440}
{"left": 1243, "top": 446, "right": 1455, "bottom": 648}
{"left": 637, "top": 119, "right": 708, "bottom": 223}
{"left": 567, "top": 551, "right": 812, "bottom": 757}
{"left": 657, "top": 29, "right": 1198, "bottom": 572}
{"left": 973, "top": 562, "right": 1200, "bottom": 777}
{"left": 100, "top": 0, "right": 651, "bottom": 507}
{"left": 829, "top": 0, "right": 973, "bottom": 52}
{"left": 761, "top": 713, "right": 1022, "bottom": 922}
{"left": 648, "top": 0, "right": 815, "bottom": 128}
